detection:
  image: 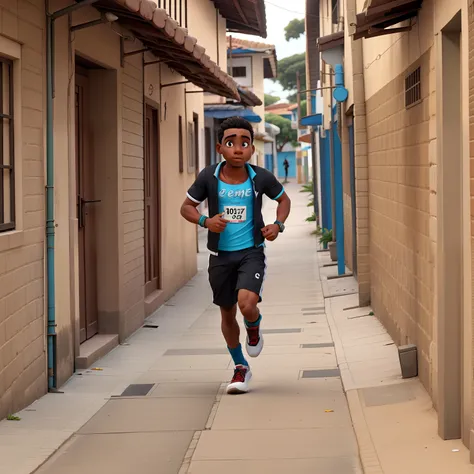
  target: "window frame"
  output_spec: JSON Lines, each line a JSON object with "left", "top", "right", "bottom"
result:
{"left": 0, "top": 57, "right": 15, "bottom": 233}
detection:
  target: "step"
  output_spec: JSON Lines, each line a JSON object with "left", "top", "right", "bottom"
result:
{"left": 75, "top": 334, "right": 119, "bottom": 370}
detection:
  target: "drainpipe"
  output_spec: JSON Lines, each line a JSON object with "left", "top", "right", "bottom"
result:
{"left": 45, "top": 0, "right": 100, "bottom": 391}
{"left": 45, "top": 2, "right": 57, "bottom": 391}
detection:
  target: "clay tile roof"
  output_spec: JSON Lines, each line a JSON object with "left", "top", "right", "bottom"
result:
{"left": 227, "top": 37, "right": 275, "bottom": 51}
{"left": 93, "top": 0, "right": 240, "bottom": 100}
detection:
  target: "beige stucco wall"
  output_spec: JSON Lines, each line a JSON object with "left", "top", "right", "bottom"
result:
{"left": 187, "top": 0, "right": 227, "bottom": 66}
{"left": 50, "top": 0, "right": 217, "bottom": 386}
{"left": 0, "top": 0, "right": 47, "bottom": 420}
{"left": 346, "top": 0, "right": 471, "bottom": 432}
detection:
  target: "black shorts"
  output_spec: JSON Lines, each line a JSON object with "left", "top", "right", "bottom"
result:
{"left": 208, "top": 247, "right": 266, "bottom": 308}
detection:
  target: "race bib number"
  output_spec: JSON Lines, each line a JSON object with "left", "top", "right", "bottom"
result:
{"left": 224, "top": 206, "right": 247, "bottom": 223}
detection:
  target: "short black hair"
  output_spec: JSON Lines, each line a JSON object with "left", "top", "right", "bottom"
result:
{"left": 217, "top": 116, "right": 254, "bottom": 144}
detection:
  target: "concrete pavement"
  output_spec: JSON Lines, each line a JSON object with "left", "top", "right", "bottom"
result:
{"left": 34, "top": 182, "right": 362, "bottom": 473}
{"left": 2, "top": 180, "right": 474, "bottom": 473}
{"left": 0, "top": 182, "right": 362, "bottom": 474}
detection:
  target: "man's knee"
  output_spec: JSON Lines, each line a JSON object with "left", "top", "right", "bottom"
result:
{"left": 238, "top": 293, "right": 258, "bottom": 317}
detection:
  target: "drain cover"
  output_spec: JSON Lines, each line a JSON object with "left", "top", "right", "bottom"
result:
{"left": 300, "top": 369, "right": 340, "bottom": 378}
{"left": 143, "top": 324, "right": 159, "bottom": 328}
{"left": 300, "top": 343, "right": 334, "bottom": 348}
{"left": 120, "top": 384, "right": 155, "bottom": 397}
{"left": 262, "top": 328, "right": 301, "bottom": 334}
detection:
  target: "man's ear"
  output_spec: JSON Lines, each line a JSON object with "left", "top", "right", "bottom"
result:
{"left": 216, "top": 142, "right": 222, "bottom": 154}
{"left": 252, "top": 145, "right": 256, "bottom": 154}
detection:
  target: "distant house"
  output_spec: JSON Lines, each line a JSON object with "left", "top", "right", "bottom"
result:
{"left": 203, "top": 37, "right": 277, "bottom": 169}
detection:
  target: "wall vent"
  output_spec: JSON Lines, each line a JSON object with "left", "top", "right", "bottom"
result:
{"left": 405, "top": 67, "right": 421, "bottom": 108}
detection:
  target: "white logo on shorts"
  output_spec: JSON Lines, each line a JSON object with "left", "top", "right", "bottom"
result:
{"left": 255, "top": 273, "right": 261, "bottom": 280}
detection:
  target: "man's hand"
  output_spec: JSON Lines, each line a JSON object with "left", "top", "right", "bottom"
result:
{"left": 261, "top": 224, "right": 280, "bottom": 241}
{"left": 206, "top": 213, "right": 229, "bottom": 233}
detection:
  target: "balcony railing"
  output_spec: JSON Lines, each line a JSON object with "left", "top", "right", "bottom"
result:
{"left": 154, "top": 0, "right": 188, "bottom": 28}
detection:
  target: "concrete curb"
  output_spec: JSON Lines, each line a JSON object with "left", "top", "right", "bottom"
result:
{"left": 325, "top": 297, "right": 384, "bottom": 474}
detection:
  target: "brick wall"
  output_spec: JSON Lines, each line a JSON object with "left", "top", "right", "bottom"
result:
{"left": 0, "top": 0, "right": 46, "bottom": 419}
{"left": 366, "top": 51, "right": 434, "bottom": 392}
{"left": 121, "top": 56, "right": 145, "bottom": 338}
{"left": 342, "top": 121, "right": 353, "bottom": 271}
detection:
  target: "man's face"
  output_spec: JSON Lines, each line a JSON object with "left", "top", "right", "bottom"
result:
{"left": 216, "top": 128, "right": 255, "bottom": 168}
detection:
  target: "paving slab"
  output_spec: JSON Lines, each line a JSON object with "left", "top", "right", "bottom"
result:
{"left": 36, "top": 432, "right": 194, "bottom": 474}
{"left": 193, "top": 428, "right": 360, "bottom": 461}
{"left": 187, "top": 457, "right": 362, "bottom": 474}
{"left": 79, "top": 397, "right": 215, "bottom": 434}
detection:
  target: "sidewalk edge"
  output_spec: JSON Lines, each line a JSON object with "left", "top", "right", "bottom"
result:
{"left": 325, "top": 298, "right": 384, "bottom": 474}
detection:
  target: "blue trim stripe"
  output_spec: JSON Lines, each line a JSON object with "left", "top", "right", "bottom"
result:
{"left": 273, "top": 188, "right": 284, "bottom": 200}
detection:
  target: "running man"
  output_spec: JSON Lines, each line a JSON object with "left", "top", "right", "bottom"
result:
{"left": 180, "top": 117, "right": 291, "bottom": 394}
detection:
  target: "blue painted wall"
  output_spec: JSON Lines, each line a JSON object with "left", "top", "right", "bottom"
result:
{"left": 319, "top": 132, "right": 332, "bottom": 231}
{"left": 277, "top": 151, "right": 296, "bottom": 178}
{"left": 264, "top": 154, "right": 273, "bottom": 172}
{"left": 332, "top": 121, "right": 345, "bottom": 275}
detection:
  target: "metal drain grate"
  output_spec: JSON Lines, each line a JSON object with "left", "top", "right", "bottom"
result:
{"left": 300, "top": 369, "right": 340, "bottom": 378}
{"left": 300, "top": 343, "right": 334, "bottom": 349}
{"left": 262, "top": 328, "right": 302, "bottom": 334}
{"left": 120, "top": 384, "right": 155, "bottom": 397}
{"left": 143, "top": 324, "right": 159, "bottom": 328}
{"left": 164, "top": 348, "right": 228, "bottom": 356}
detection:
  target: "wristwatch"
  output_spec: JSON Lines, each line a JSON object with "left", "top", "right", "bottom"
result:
{"left": 274, "top": 220, "right": 285, "bottom": 233}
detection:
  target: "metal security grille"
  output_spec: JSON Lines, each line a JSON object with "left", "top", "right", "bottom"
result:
{"left": 0, "top": 58, "right": 14, "bottom": 233}
{"left": 405, "top": 67, "right": 421, "bottom": 108}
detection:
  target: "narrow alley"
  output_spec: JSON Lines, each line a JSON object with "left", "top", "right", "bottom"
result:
{"left": 26, "top": 183, "right": 362, "bottom": 473}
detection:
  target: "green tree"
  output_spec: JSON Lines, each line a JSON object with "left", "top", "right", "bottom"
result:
{"left": 264, "top": 94, "right": 280, "bottom": 107}
{"left": 284, "top": 18, "right": 305, "bottom": 41}
{"left": 275, "top": 53, "right": 306, "bottom": 100}
{"left": 265, "top": 113, "right": 298, "bottom": 152}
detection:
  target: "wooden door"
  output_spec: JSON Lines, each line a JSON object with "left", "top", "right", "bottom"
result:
{"left": 75, "top": 69, "right": 99, "bottom": 343}
{"left": 144, "top": 104, "right": 161, "bottom": 296}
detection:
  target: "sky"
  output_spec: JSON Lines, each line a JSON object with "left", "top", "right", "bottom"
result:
{"left": 232, "top": 0, "right": 307, "bottom": 100}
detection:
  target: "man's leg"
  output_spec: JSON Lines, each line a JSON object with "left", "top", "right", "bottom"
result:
{"left": 221, "top": 305, "right": 252, "bottom": 394}
{"left": 237, "top": 248, "right": 266, "bottom": 358}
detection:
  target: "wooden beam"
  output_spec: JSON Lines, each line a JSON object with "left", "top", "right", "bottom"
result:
{"left": 232, "top": 0, "right": 249, "bottom": 24}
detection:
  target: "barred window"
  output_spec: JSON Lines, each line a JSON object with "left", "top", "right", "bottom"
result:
{"left": 0, "top": 58, "right": 14, "bottom": 232}
{"left": 405, "top": 67, "right": 421, "bottom": 108}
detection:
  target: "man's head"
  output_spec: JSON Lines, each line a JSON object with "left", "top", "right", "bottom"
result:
{"left": 216, "top": 117, "right": 255, "bottom": 168}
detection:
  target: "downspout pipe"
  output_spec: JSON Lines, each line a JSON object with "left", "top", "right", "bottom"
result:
{"left": 45, "top": 0, "right": 100, "bottom": 391}
{"left": 46, "top": 6, "right": 56, "bottom": 391}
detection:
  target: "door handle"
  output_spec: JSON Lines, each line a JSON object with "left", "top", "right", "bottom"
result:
{"left": 78, "top": 198, "right": 101, "bottom": 228}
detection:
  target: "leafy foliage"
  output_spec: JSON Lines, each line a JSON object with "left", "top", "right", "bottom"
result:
{"left": 284, "top": 18, "right": 305, "bottom": 41}
{"left": 265, "top": 113, "right": 298, "bottom": 152}
{"left": 264, "top": 94, "right": 281, "bottom": 107}
{"left": 275, "top": 53, "right": 306, "bottom": 98}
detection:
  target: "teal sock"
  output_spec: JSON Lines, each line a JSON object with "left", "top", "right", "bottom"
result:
{"left": 228, "top": 344, "right": 248, "bottom": 367}
{"left": 245, "top": 314, "right": 262, "bottom": 328}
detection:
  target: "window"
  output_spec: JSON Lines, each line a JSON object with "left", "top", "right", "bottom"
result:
{"left": 0, "top": 58, "right": 14, "bottom": 232}
{"left": 405, "top": 67, "right": 421, "bottom": 108}
{"left": 187, "top": 114, "right": 198, "bottom": 174}
{"left": 331, "top": 0, "right": 338, "bottom": 25}
{"left": 232, "top": 66, "right": 247, "bottom": 78}
{"left": 178, "top": 115, "right": 184, "bottom": 173}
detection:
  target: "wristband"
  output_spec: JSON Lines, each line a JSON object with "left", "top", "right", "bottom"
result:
{"left": 198, "top": 215, "right": 208, "bottom": 228}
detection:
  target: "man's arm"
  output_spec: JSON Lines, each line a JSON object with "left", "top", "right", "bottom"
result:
{"left": 180, "top": 198, "right": 201, "bottom": 225}
{"left": 261, "top": 192, "right": 291, "bottom": 241}
{"left": 180, "top": 198, "right": 229, "bottom": 233}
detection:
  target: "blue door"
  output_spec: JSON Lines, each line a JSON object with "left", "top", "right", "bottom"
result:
{"left": 277, "top": 152, "right": 296, "bottom": 179}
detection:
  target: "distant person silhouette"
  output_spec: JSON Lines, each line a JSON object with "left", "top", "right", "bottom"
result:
{"left": 283, "top": 158, "right": 289, "bottom": 183}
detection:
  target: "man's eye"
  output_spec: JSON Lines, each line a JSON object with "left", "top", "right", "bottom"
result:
{"left": 242, "top": 142, "right": 249, "bottom": 148}
{"left": 225, "top": 141, "right": 234, "bottom": 147}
